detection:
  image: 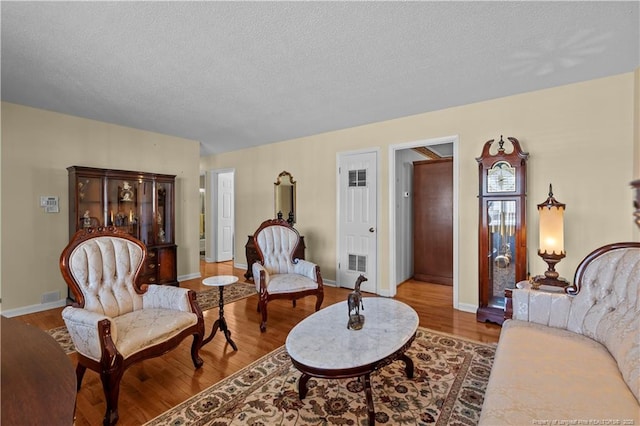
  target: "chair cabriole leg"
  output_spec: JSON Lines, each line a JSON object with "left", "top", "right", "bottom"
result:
{"left": 315, "top": 292, "right": 324, "bottom": 311}
{"left": 76, "top": 363, "right": 87, "bottom": 391}
{"left": 100, "top": 367, "right": 124, "bottom": 426}
{"left": 191, "top": 332, "right": 204, "bottom": 368}
{"left": 260, "top": 302, "right": 268, "bottom": 332}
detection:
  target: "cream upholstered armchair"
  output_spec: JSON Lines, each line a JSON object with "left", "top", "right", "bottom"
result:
{"left": 252, "top": 218, "right": 324, "bottom": 332}
{"left": 60, "top": 227, "right": 204, "bottom": 426}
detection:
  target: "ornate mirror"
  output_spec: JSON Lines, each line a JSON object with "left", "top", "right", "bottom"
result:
{"left": 274, "top": 171, "right": 296, "bottom": 224}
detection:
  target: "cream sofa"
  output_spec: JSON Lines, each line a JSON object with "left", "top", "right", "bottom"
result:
{"left": 480, "top": 242, "right": 640, "bottom": 425}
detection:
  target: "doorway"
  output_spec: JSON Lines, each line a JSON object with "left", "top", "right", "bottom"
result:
{"left": 206, "top": 169, "right": 235, "bottom": 263}
{"left": 389, "top": 136, "right": 459, "bottom": 307}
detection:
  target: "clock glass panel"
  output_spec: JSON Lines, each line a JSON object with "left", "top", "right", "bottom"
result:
{"left": 487, "top": 200, "right": 516, "bottom": 308}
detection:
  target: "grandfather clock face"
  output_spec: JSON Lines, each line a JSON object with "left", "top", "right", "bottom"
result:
{"left": 476, "top": 137, "right": 528, "bottom": 324}
{"left": 487, "top": 161, "right": 516, "bottom": 193}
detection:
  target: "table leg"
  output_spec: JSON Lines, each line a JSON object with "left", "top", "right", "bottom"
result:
{"left": 202, "top": 319, "right": 219, "bottom": 346}
{"left": 218, "top": 315, "right": 238, "bottom": 351}
{"left": 298, "top": 373, "right": 311, "bottom": 399}
{"left": 297, "top": 372, "right": 376, "bottom": 425}
{"left": 400, "top": 353, "right": 414, "bottom": 378}
{"left": 363, "top": 373, "right": 375, "bottom": 426}
{"left": 202, "top": 286, "right": 238, "bottom": 351}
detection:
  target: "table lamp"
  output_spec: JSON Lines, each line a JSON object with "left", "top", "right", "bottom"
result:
{"left": 533, "top": 184, "right": 569, "bottom": 289}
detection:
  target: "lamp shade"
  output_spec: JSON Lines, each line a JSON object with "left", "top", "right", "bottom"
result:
{"left": 539, "top": 205, "right": 564, "bottom": 254}
{"left": 537, "top": 184, "right": 565, "bottom": 255}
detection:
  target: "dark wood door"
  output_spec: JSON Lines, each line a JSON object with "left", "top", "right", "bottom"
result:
{"left": 413, "top": 158, "right": 453, "bottom": 285}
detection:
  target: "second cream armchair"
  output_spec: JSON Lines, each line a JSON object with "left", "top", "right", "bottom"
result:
{"left": 252, "top": 218, "right": 324, "bottom": 332}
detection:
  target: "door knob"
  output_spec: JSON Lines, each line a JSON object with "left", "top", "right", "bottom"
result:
{"left": 369, "top": 227, "right": 375, "bottom": 233}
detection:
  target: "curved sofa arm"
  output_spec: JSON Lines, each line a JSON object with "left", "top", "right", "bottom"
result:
{"left": 253, "top": 263, "right": 270, "bottom": 292}
{"left": 142, "top": 284, "right": 193, "bottom": 312}
{"left": 292, "top": 259, "right": 319, "bottom": 281}
{"left": 512, "top": 287, "right": 572, "bottom": 329}
{"left": 62, "top": 306, "right": 113, "bottom": 361}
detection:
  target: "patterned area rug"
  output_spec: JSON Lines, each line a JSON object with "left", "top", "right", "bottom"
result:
{"left": 145, "top": 328, "right": 496, "bottom": 425}
{"left": 47, "top": 282, "right": 256, "bottom": 354}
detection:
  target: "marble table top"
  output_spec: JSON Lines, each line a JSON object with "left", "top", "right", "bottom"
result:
{"left": 202, "top": 275, "right": 239, "bottom": 287}
{"left": 286, "top": 297, "right": 419, "bottom": 370}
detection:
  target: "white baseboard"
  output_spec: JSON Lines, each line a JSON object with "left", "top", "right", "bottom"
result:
{"left": 456, "top": 302, "right": 477, "bottom": 314}
{"left": 322, "top": 279, "right": 337, "bottom": 287}
{"left": 178, "top": 272, "right": 201, "bottom": 282}
{"left": 1, "top": 299, "right": 67, "bottom": 318}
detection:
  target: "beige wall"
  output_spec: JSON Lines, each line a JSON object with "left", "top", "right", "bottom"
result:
{"left": 2, "top": 71, "right": 637, "bottom": 313}
{"left": 202, "top": 72, "right": 638, "bottom": 308}
{"left": 1, "top": 102, "right": 201, "bottom": 312}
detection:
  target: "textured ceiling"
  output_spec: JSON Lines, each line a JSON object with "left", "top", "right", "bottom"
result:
{"left": 2, "top": 1, "right": 638, "bottom": 156}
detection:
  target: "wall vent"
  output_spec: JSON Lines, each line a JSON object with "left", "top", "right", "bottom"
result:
{"left": 348, "top": 254, "right": 367, "bottom": 273}
{"left": 41, "top": 291, "right": 61, "bottom": 304}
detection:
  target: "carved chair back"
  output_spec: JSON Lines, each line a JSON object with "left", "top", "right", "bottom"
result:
{"left": 253, "top": 219, "right": 302, "bottom": 274}
{"left": 60, "top": 226, "right": 147, "bottom": 317}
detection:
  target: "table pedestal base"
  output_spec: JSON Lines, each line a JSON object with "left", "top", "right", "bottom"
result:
{"left": 296, "top": 351, "right": 414, "bottom": 426}
{"left": 202, "top": 286, "right": 238, "bottom": 351}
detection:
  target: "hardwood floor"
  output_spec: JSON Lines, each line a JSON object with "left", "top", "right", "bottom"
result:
{"left": 13, "top": 261, "right": 500, "bottom": 426}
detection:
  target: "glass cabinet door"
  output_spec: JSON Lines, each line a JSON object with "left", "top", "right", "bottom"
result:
{"left": 77, "top": 176, "right": 103, "bottom": 228}
{"left": 486, "top": 200, "right": 516, "bottom": 309}
{"left": 106, "top": 178, "right": 138, "bottom": 238}
{"left": 156, "top": 182, "right": 173, "bottom": 244}
{"left": 137, "top": 180, "right": 154, "bottom": 245}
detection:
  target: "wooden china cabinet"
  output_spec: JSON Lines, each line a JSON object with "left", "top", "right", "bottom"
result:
{"left": 67, "top": 166, "right": 178, "bottom": 301}
{"left": 476, "top": 137, "right": 528, "bottom": 325}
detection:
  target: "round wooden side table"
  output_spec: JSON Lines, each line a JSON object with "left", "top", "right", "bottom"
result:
{"left": 201, "top": 275, "right": 239, "bottom": 351}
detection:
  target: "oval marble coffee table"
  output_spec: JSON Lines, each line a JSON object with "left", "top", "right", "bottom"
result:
{"left": 285, "top": 297, "right": 419, "bottom": 426}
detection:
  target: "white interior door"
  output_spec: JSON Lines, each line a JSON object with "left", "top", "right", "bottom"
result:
{"left": 338, "top": 150, "right": 378, "bottom": 293}
{"left": 215, "top": 171, "right": 234, "bottom": 262}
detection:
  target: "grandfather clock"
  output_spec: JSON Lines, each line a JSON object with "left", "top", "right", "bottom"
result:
{"left": 477, "top": 136, "right": 528, "bottom": 324}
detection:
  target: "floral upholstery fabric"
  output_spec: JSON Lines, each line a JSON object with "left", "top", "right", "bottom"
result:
{"left": 61, "top": 307, "right": 111, "bottom": 361}
{"left": 479, "top": 321, "right": 640, "bottom": 425}
{"left": 253, "top": 225, "right": 319, "bottom": 294}
{"left": 512, "top": 281, "right": 572, "bottom": 328}
{"left": 112, "top": 309, "right": 197, "bottom": 359}
{"left": 62, "top": 306, "right": 197, "bottom": 361}
{"left": 512, "top": 246, "right": 640, "bottom": 403}
{"left": 67, "top": 236, "right": 145, "bottom": 317}
{"left": 480, "top": 245, "right": 640, "bottom": 425}
{"left": 143, "top": 284, "right": 193, "bottom": 312}
{"left": 62, "top": 235, "right": 199, "bottom": 362}
{"left": 255, "top": 225, "right": 303, "bottom": 275}
{"left": 254, "top": 270, "right": 319, "bottom": 295}
{"left": 567, "top": 248, "right": 639, "bottom": 403}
